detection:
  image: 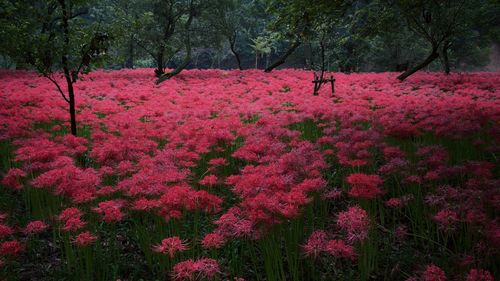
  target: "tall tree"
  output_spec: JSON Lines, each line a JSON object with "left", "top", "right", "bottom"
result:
{"left": 264, "top": 0, "right": 346, "bottom": 72}
{"left": 387, "top": 0, "right": 485, "bottom": 80}
{"left": 0, "top": 0, "right": 108, "bottom": 136}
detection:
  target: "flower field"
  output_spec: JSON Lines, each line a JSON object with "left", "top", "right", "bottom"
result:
{"left": 0, "top": 69, "right": 499, "bottom": 281}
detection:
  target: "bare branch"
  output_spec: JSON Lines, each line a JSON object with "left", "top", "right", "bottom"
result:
{"left": 46, "top": 74, "right": 70, "bottom": 104}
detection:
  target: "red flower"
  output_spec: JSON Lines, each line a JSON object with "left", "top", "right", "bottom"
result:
{"left": 24, "top": 220, "right": 49, "bottom": 235}
{"left": 201, "top": 233, "right": 225, "bottom": 249}
{"left": 303, "top": 230, "right": 328, "bottom": 258}
{"left": 466, "top": 269, "right": 494, "bottom": 281}
{"left": 92, "top": 200, "right": 126, "bottom": 222}
{"left": 0, "top": 240, "right": 23, "bottom": 256}
{"left": 385, "top": 197, "right": 403, "bottom": 208}
{"left": 62, "top": 217, "right": 87, "bottom": 232}
{"left": 0, "top": 224, "right": 14, "bottom": 239}
{"left": 58, "top": 208, "right": 86, "bottom": 232}
{"left": 346, "top": 173, "right": 383, "bottom": 199}
{"left": 337, "top": 205, "right": 370, "bottom": 242}
{"left": 171, "top": 258, "right": 220, "bottom": 281}
{"left": 433, "top": 209, "right": 458, "bottom": 230}
{"left": 199, "top": 174, "right": 218, "bottom": 186}
{"left": 152, "top": 236, "right": 188, "bottom": 257}
{"left": 1, "top": 168, "right": 26, "bottom": 190}
{"left": 325, "top": 239, "right": 356, "bottom": 260}
{"left": 58, "top": 207, "right": 84, "bottom": 221}
{"left": 73, "top": 231, "right": 97, "bottom": 247}
{"left": 423, "top": 264, "right": 447, "bottom": 281}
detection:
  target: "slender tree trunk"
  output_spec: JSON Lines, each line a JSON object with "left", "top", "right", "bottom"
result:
{"left": 442, "top": 42, "right": 450, "bottom": 75}
{"left": 59, "top": 0, "right": 77, "bottom": 136}
{"left": 397, "top": 49, "right": 439, "bottom": 81}
{"left": 304, "top": 42, "right": 312, "bottom": 69}
{"left": 155, "top": 49, "right": 165, "bottom": 77}
{"left": 125, "top": 37, "right": 134, "bottom": 68}
{"left": 264, "top": 40, "right": 301, "bottom": 73}
{"left": 229, "top": 39, "right": 243, "bottom": 70}
{"left": 65, "top": 74, "right": 77, "bottom": 136}
{"left": 255, "top": 52, "right": 258, "bottom": 69}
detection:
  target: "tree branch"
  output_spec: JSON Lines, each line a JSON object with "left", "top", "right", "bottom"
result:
{"left": 46, "top": 74, "right": 70, "bottom": 104}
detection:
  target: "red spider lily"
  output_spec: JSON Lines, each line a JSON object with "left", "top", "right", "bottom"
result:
{"left": 302, "top": 230, "right": 328, "bottom": 258}
{"left": 171, "top": 258, "right": 220, "bottom": 281}
{"left": 201, "top": 233, "right": 225, "bottom": 249}
{"left": 433, "top": 209, "right": 459, "bottom": 230}
{"left": 423, "top": 264, "right": 447, "bottom": 281}
{"left": 152, "top": 237, "right": 188, "bottom": 257}
{"left": 346, "top": 173, "right": 383, "bottom": 199}
{"left": 466, "top": 269, "right": 494, "bottom": 281}
{"left": 73, "top": 231, "right": 98, "bottom": 247}
{"left": 337, "top": 205, "right": 370, "bottom": 243}
{"left": 23, "top": 220, "right": 49, "bottom": 235}
{"left": 0, "top": 224, "right": 14, "bottom": 239}
{"left": 324, "top": 239, "right": 357, "bottom": 260}
{"left": 1, "top": 168, "right": 26, "bottom": 191}
{"left": 58, "top": 208, "right": 86, "bottom": 232}
{"left": 92, "top": 200, "right": 126, "bottom": 222}
{"left": 0, "top": 240, "right": 23, "bottom": 256}
{"left": 58, "top": 208, "right": 84, "bottom": 222}
{"left": 199, "top": 174, "right": 218, "bottom": 186}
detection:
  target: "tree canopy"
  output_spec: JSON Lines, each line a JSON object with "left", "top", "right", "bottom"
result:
{"left": 1, "top": 0, "right": 498, "bottom": 81}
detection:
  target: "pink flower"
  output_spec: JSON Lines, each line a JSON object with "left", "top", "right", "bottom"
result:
{"left": 337, "top": 205, "right": 370, "bottom": 242}
{"left": 433, "top": 209, "right": 458, "bottom": 230}
{"left": 62, "top": 217, "right": 87, "bottom": 232}
{"left": 346, "top": 173, "right": 383, "bottom": 199}
{"left": 152, "top": 237, "right": 188, "bottom": 257}
{"left": 93, "top": 200, "right": 126, "bottom": 222}
{"left": 325, "top": 239, "right": 356, "bottom": 260}
{"left": 385, "top": 197, "right": 403, "bottom": 208}
{"left": 58, "top": 207, "right": 84, "bottom": 222}
{"left": 58, "top": 208, "right": 86, "bottom": 232}
{"left": 1, "top": 168, "right": 26, "bottom": 190}
{"left": 199, "top": 174, "right": 218, "bottom": 186}
{"left": 171, "top": 258, "right": 220, "bottom": 280}
{"left": 208, "top": 158, "right": 227, "bottom": 167}
{"left": 201, "top": 233, "right": 225, "bottom": 249}
{"left": 0, "top": 240, "right": 23, "bottom": 256}
{"left": 303, "top": 230, "right": 328, "bottom": 258}
{"left": 0, "top": 224, "right": 14, "bottom": 239}
{"left": 423, "top": 264, "right": 446, "bottom": 281}
{"left": 73, "top": 231, "right": 97, "bottom": 247}
{"left": 24, "top": 220, "right": 49, "bottom": 235}
{"left": 466, "top": 269, "right": 494, "bottom": 281}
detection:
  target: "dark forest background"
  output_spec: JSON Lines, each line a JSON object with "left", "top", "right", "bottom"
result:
{"left": 1, "top": 0, "right": 499, "bottom": 80}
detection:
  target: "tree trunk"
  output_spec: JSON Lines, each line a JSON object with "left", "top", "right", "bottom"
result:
{"left": 155, "top": 50, "right": 165, "bottom": 77}
{"left": 59, "top": 0, "right": 77, "bottom": 136}
{"left": 397, "top": 49, "right": 439, "bottom": 81}
{"left": 229, "top": 39, "right": 243, "bottom": 70}
{"left": 125, "top": 37, "right": 134, "bottom": 68}
{"left": 65, "top": 74, "right": 77, "bottom": 136}
{"left": 255, "top": 52, "right": 258, "bottom": 69}
{"left": 442, "top": 42, "right": 450, "bottom": 75}
{"left": 304, "top": 42, "right": 312, "bottom": 69}
{"left": 264, "top": 40, "right": 301, "bottom": 73}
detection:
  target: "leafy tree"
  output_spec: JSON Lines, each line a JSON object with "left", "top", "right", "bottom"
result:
{"left": 0, "top": 0, "right": 108, "bottom": 136}
{"left": 386, "top": 0, "right": 493, "bottom": 80}
{"left": 264, "top": 0, "right": 347, "bottom": 72}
